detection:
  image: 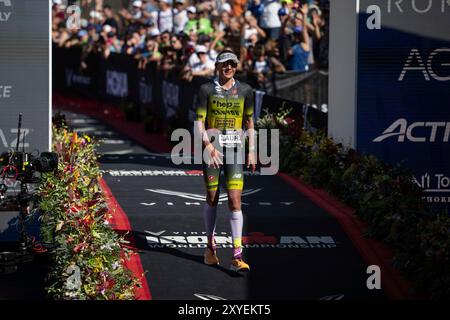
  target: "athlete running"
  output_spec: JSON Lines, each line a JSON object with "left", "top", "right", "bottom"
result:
{"left": 196, "top": 49, "right": 256, "bottom": 272}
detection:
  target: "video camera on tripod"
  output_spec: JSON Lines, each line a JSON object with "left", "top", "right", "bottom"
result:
{"left": 0, "top": 114, "right": 58, "bottom": 260}
{"left": 0, "top": 114, "right": 58, "bottom": 207}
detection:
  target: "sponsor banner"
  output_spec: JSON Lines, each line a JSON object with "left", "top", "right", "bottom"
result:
{"left": 138, "top": 70, "right": 153, "bottom": 105}
{"left": 182, "top": 76, "right": 209, "bottom": 131}
{"left": 139, "top": 201, "right": 294, "bottom": 207}
{"left": 144, "top": 231, "right": 338, "bottom": 249}
{"left": 357, "top": 0, "right": 450, "bottom": 206}
{"left": 0, "top": 0, "right": 12, "bottom": 23}
{"left": 414, "top": 172, "right": 450, "bottom": 203}
{"left": 162, "top": 80, "right": 180, "bottom": 120}
{"left": 102, "top": 169, "right": 261, "bottom": 176}
{"left": 53, "top": 49, "right": 328, "bottom": 132}
{"left": 53, "top": 46, "right": 99, "bottom": 99}
{"left": 106, "top": 70, "right": 128, "bottom": 98}
{"left": 65, "top": 68, "right": 92, "bottom": 87}
{"left": 99, "top": 53, "right": 139, "bottom": 104}
{"left": 0, "top": 0, "right": 50, "bottom": 152}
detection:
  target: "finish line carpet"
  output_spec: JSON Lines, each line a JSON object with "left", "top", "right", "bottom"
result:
{"left": 58, "top": 109, "right": 388, "bottom": 301}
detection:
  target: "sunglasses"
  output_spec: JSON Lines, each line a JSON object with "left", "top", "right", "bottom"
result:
{"left": 221, "top": 61, "right": 238, "bottom": 68}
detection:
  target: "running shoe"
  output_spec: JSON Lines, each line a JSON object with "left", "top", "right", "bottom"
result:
{"left": 230, "top": 258, "right": 250, "bottom": 272}
{"left": 204, "top": 247, "right": 219, "bottom": 265}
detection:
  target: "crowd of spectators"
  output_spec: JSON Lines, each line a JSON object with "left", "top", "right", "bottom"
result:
{"left": 52, "top": 0, "right": 329, "bottom": 89}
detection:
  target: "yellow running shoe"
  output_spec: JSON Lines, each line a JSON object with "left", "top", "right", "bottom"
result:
{"left": 204, "top": 247, "right": 219, "bottom": 265}
{"left": 230, "top": 258, "right": 250, "bottom": 272}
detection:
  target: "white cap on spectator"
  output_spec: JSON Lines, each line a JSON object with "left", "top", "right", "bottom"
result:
{"left": 52, "top": 0, "right": 62, "bottom": 4}
{"left": 309, "top": 4, "right": 322, "bottom": 15}
{"left": 175, "top": 0, "right": 185, "bottom": 4}
{"left": 186, "top": 6, "right": 196, "bottom": 14}
{"left": 150, "top": 28, "right": 161, "bottom": 37}
{"left": 160, "top": 0, "right": 172, "bottom": 4}
{"left": 221, "top": 3, "right": 232, "bottom": 14}
{"left": 80, "top": 19, "right": 88, "bottom": 28}
{"left": 195, "top": 45, "right": 207, "bottom": 54}
{"left": 133, "top": 0, "right": 143, "bottom": 7}
{"left": 102, "top": 24, "right": 113, "bottom": 33}
{"left": 89, "top": 10, "right": 102, "bottom": 19}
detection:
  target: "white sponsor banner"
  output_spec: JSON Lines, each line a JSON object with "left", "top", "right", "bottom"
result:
{"left": 65, "top": 68, "right": 91, "bottom": 87}
{"left": 144, "top": 231, "right": 338, "bottom": 249}
{"left": 0, "top": 0, "right": 12, "bottom": 23}
{"left": 106, "top": 70, "right": 128, "bottom": 97}
{"left": 162, "top": 81, "right": 180, "bottom": 119}
{"left": 0, "top": 0, "right": 50, "bottom": 152}
{"left": 102, "top": 169, "right": 261, "bottom": 176}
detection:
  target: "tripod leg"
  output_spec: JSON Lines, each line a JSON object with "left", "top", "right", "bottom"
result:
{"left": 18, "top": 206, "right": 28, "bottom": 253}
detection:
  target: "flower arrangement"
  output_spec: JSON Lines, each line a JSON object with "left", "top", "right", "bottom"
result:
{"left": 38, "top": 125, "right": 141, "bottom": 300}
{"left": 257, "top": 108, "right": 450, "bottom": 299}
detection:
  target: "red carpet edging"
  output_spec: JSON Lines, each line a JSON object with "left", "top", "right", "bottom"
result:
{"left": 100, "top": 178, "right": 152, "bottom": 300}
{"left": 53, "top": 93, "right": 172, "bottom": 153}
{"left": 55, "top": 93, "right": 416, "bottom": 300}
{"left": 277, "top": 172, "right": 415, "bottom": 300}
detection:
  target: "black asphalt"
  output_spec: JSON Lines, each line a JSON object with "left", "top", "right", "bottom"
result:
{"left": 57, "top": 110, "right": 388, "bottom": 301}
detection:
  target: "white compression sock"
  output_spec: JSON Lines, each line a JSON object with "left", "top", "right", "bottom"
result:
{"left": 203, "top": 203, "right": 217, "bottom": 240}
{"left": 229, "top": 210, "right": 243, "bottom": 258}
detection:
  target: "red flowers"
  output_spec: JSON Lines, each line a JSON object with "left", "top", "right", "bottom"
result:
{"left": 73, "top": 242, "right": 86, "bottom": 253}
{"left": 68, "top": 205, "right": 81, "bottom": 214}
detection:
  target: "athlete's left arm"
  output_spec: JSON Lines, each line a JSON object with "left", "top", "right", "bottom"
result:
{"left": 244, "top": 86, "right": 257, "bottom": 172}
{"left": 244, "top": 117, "right": 255, "bottom": 152}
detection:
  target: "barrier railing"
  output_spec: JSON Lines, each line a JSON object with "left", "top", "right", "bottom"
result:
{"left": 53, "top": 46, "right": 327, "bottom": 131}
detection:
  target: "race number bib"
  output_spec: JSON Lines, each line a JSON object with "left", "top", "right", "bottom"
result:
{"left": 219, "top": 131, "right": 242, "bottom": 148}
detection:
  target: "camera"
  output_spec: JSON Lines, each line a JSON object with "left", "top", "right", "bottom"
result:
{"left": 0, "top": 113, "right": 58, "bottom": 184}
{"left": 0, "top": 151, "right": 58, "bottom": 182}
{"left": 0, "top": 149, "right": 56, "bottom": 214}
{"left": 0, "top": 114, "right": 58, "bottom": 207}
{"left": 0, "top": 114, "right": 59, "bottom": 258}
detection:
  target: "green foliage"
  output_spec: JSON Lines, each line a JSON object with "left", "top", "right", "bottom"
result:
{"left": 37, "top": 126, "right": 141, "bottom": 300}
{"left": 257, "top": 108, "right": 450, "bottom": 299}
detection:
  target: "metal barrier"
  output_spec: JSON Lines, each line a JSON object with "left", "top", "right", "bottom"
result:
{"left": 53, "top": 46, "right": 328, "bottom": 131}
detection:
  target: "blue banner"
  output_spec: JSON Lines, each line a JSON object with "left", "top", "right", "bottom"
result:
{"left": 356, "top": 0, "right": 450, "bottom": 208}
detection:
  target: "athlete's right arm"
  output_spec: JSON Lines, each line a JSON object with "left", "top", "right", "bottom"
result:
{"left": 196, "top": 84, "right": 223, "bottom": 168}
{"left": 196, "top": 85, "right": 210, "bottom": 148}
